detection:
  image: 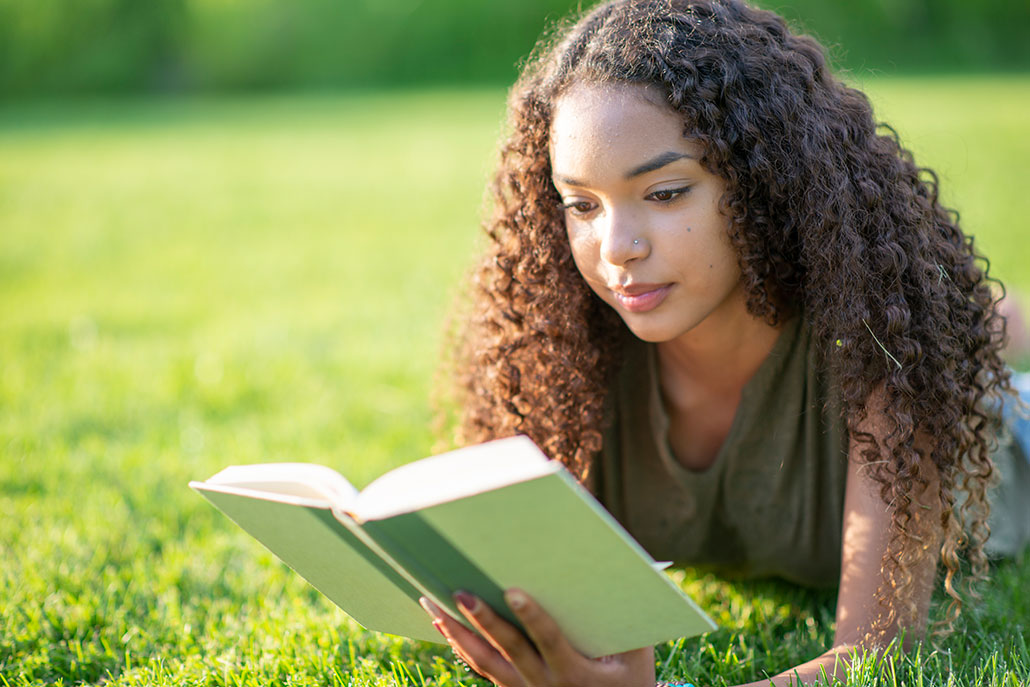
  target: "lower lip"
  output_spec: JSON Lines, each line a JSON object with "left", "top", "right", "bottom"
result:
{"left": 614, "top": 285, "right": 673, "bottom": 313}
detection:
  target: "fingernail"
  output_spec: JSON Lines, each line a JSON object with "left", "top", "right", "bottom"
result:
{"left": 454, "top": 590, "right": 479, "bottom": 613}
{"left": 419, "top": 596, "right": 444, "bottom": 619}
{"left": 504, "top": 588, "right": 527, "bottom": 610}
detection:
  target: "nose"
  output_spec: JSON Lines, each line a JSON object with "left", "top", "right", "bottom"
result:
{"left": 598, "top": 207, "right": 649, "bottom": 267}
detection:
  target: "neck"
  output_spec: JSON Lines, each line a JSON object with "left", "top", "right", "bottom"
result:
{"left": 655, "top": 298, "right": 784, "bottom": 396}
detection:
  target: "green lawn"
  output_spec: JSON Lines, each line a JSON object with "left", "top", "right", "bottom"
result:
{"left": 1, "top": 76, "right": 1028, "bottom": 686}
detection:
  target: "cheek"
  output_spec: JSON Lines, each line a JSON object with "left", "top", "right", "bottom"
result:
{"left": 566, "top": 224, "right": 599, "bottom": 271}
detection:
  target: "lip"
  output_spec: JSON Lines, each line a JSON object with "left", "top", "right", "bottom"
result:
{"left": 611, "top": 283, "right": 673, "bottom": 313}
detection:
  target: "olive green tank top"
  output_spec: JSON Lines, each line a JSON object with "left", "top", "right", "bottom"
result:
{"left": 594, "top": 316, "right": 1030, "bottom": 588}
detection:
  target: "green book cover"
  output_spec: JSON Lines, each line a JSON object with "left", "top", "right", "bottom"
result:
{"left": 189, "top": 435, "right": 716, "bottom": 658}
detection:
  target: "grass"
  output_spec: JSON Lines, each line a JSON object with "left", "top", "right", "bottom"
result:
{"left": 1, "top": 75, "right": 1029, "bottom": 686}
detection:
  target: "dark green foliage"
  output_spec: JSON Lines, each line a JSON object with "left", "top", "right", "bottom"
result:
{"left": 766, "top": 0, "right": 1030, "bottom": 73}
{"left": 0, "top": 0, "right": 1028, "bottom": 97}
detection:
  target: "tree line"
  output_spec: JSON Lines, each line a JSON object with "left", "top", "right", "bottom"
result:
{"left": 0, "top": 0, "right": 1026, "bottom": 97}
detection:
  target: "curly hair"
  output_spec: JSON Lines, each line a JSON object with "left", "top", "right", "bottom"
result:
{"left": 449, "top": 0, "right": 1012, "bottom": 636}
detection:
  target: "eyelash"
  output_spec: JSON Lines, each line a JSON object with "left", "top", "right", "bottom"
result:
{"left": 561, "top": 186, "right": 691, "bottom": 216}
{"left": 562, "top": 200, "right": 596, "bottom": 216}
{"left": 647, "top": 186, "right": 690, "bottom": 202}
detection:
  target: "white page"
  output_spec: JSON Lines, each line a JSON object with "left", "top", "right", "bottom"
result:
{"left": 203, "top": 462, "right": 358, "bottom": 505}
{"left": 351, "top": 436, "right": 556, "bottom": 521}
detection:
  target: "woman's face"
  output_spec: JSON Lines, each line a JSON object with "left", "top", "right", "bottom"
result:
{"left": 550, "top": 82, "right": 746, "bottom": 344}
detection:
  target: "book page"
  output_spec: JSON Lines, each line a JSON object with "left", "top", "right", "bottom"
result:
{"left": 203, "top": 463, "right": 358, "bottom": 504}
{"left": 191, "top": 483, "right": 441, "bottom": 644}
{"left": 351, "top": 436, "right": 556, "bottom": 521}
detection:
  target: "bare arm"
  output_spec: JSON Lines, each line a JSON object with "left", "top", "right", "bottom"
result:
{"left": 737, "top": 393, "right": 941, "bottom": 687}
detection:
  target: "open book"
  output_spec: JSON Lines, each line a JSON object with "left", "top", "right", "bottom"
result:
{"left": 189, "top": 435, "right": 715, "bottom": 657}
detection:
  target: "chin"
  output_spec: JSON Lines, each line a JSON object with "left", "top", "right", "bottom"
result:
{"left": 618, "top": 309, "right": 707, "bottom": 343}
{"left": 622, "top": 321, "right": 683, "bottom": 344}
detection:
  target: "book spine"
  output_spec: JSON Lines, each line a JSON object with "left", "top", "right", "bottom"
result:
{"left": 329, "top": 508, "right": 464, "bottom": 625}
{"left": 359, "top": 512, "right": 525, "bottom": 633}
{"left": 306, "top": 508, "right": 424, "bottom": 604}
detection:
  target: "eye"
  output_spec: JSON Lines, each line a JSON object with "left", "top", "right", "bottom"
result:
{"left": 561, "top": 199, "right": 598, "bottom": 216}
{"left": 647, "top": 186, "right": 690, "bottom": 202}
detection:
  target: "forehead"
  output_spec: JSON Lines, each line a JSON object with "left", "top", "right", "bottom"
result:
{"left": 549, "top": 82, "right": 697, "bottom": 174}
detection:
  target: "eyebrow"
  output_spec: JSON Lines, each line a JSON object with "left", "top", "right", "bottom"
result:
{"left": 625, "top": 151, "right": 693, "bottom": 178}
{"left": 552, "top": 150, "right": 694, "bottom": 187}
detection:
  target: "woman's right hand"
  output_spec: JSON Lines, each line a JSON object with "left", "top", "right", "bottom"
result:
{"left": 421, "top": 590, "right": 656, "bottom": 687}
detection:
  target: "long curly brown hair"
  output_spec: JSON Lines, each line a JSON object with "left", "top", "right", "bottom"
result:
{"left": 448, "top": 0, "right": 1011, "bottom": 635}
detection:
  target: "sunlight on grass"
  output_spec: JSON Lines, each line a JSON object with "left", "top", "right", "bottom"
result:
{"left": 859, "top": 75, "right": 1030, "bottom": 292}
{"left": 1, "top": 77, "right": 1028, "bottom": 685}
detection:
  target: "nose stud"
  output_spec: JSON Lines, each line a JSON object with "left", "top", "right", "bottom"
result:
{"left": 633, "top": 239, "right": 640, "bottom": 245}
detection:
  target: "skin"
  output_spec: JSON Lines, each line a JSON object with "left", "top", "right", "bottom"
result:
{"left": 423, "top": 83, "right": 940, "bottom": 686}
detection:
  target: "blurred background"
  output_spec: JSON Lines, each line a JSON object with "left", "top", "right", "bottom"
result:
{"left": 1, "top": 1, "right": 1029, "bottom": 684}
{"left": 0, "top": 0, "right": 1028, "bottom": 95}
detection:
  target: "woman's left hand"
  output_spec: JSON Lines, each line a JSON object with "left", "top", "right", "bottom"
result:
{"left": 420, "top": 589, "right": 656, "bottom": 687}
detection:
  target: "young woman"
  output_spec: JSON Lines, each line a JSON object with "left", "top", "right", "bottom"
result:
{"left": 421, "top": 1, "right": 1030, "bottom": 685}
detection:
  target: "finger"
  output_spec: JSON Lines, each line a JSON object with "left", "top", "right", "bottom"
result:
{"left": 455, "top": 591, "right": 550, "bottom": 685}
{"left": 432, "top": 602, "right": 525, "bottom": 686}
{"left": 611, "top": 646, "right": 658, "bottom": 680}
{"left": 420, "top": 594, "right": 514, "bottom": 678}
{"left": 418, "top": 596, "right": 447, "bottom": 621}
{"left": 503, "top": 588, "right": 585, "bottom": 675}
